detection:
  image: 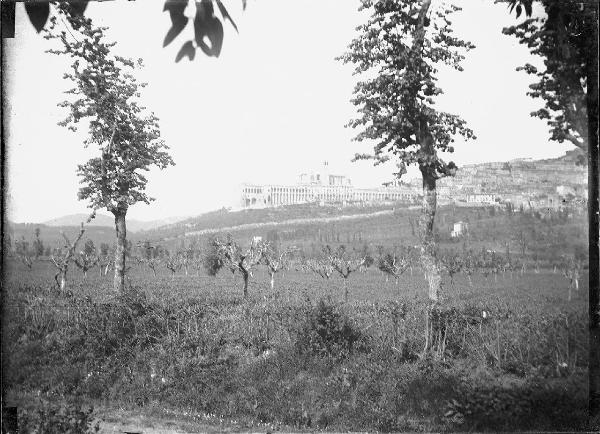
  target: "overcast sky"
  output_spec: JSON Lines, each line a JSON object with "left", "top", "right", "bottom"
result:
{"left": 5, "top": 0, "right": 573, "bottom": 223}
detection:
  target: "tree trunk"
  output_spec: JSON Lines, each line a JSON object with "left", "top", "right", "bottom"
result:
{"left": 242, "top": 269, "right": 249, "bottom": 298}
{"left": 59, "top": 270, "right": 67, "bottom": 291}
{"left": 418, "top": 170, "right": 441, "bottom": 303}
{"left": 113, "top": 210, "right": 127, "bottom": 292}
{"left": 343, "top": 279, "right": 349, "bottom": 302}
{"left": 270, "top": 271, "right": 275, "bottom": 290}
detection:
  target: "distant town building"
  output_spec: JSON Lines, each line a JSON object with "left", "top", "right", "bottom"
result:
{"left": 451, "top": 221, "right": 467, "bottom": 238}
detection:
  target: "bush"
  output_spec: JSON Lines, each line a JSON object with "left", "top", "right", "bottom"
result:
{"left": 18, "top": 401, "right": 100, "bottom": 433}
{"left": 295, "top": 299, "right": 368, "bottom": 358}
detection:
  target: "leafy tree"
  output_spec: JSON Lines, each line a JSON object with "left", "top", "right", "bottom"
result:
{"left": 503, "top": 0, "right": 599, "bottom": 413}
{"left": 45, "top": 7, "right": 175, "bottom": 292}
{"left": 502, "top": 0, "right": 593, "bottom": 157}
{"left": 338, "top": 0, "right": 475, "bottom": 306}
{"left": 203, "top": 235, "right": 225, "bottom": 276}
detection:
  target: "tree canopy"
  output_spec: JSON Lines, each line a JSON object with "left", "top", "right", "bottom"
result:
{"left": 502, "top": 0, "right": 592, "bottom": 161}
{"left": 338, "top": 0, "right": 476, "bottom": 181}
{"left": 45, "top": 5, "right": 175, "bottom": 215}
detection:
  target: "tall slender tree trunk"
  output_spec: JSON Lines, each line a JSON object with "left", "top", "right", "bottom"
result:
{"left": 419, "top": 170, "right": 442, "bottom": 303}
{"left": 242, "top": 268, "right": 249, "bottom": 298}
{"left": 270, "top": 271, "right": 275, "bottom": 290}
{"left": 343, "top": 279, "right": 349, "bottom": 302}
{"left": 113, "top": 210, "right": 127, "bottom": 292}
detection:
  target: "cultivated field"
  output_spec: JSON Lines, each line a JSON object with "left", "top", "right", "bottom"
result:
{"left": 3, "top": 257, "right": 591, "bottom": 432}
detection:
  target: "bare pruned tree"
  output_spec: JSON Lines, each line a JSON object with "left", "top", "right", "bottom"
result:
{"left": 439, "top": 250, "right": 462, "bottom": 287}
{"left": 164, "top": 254, "right": 182, "bottom": 278}
{"left": 73, "top": 240, "right": 99, "bottom": 279}
{"left": 561, "top": 255, "right": 583, "bottom": 301}
{"left": 214, "top": 235, "right": 265, "bottom": 298}
{"left": 50, "top": 212, "right": 95, "bottom": 290}
{"left": 378, "top": 247, "right": 411, "bottom": 287}
{"left": 303, "top": 257, "right": 334, "bottom": 280}
{"left": 15, "top": 236, "right": 33, "bottom": 271}
{"left": 261, "top": 242, "right": 291, "bottom": 290}
{"left": 324, "top": 245, "right": 367, "bottom": 302}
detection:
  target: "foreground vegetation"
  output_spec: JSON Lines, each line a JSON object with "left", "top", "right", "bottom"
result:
{"left": 4, "top": 260, "right": 591, "bottom": 432}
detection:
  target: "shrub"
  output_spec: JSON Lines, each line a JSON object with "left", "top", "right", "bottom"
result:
{"left": 295, "top": 299, "right": 368, "bottom": 358}
{"left": 18, "top": 401, "right": 100, "bottom": 433}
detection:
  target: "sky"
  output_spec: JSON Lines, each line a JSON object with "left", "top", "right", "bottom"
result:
{"left": 4, "top": 0, "right": 574, "bottom": 223}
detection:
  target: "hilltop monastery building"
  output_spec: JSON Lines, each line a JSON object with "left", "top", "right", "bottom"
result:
{"left": 241, "top": 162, "right": 420, "bottom": 209}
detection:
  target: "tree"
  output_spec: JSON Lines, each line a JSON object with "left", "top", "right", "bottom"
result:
{"left": 15, "top": 236, "right": 33, "bottom": 270}
{"left": 74, "top": 239, "right": 99, "bottom": 278}
{"left": 51, "top": 215, "right": 94, "bottom": 291}
{"left": 561, "top": 255, "right": 582, "bottom": 301}
{"left": 502, "top": 1, "right": 591, "bottom": 156}
{"left": 303, "top": 257, "right": 335, "bottom": 280}
{"left": 439, "top": 249, "right": 462, "bottom": 286}
{"left": 137, "top": 240, "right": 161, "bottom": 276}
{"left": 214, "top": 235, "right": 265, "bottom": 298}
{"left": 460, "top": 249, "right": 477, "bottom": 287}
{"left": 324, "top": 245, "right": 368, "bottom": 302}
{"left": 338, "top": 0, "right": 475, "bottom": 309}
{"left": 261, "top": 241, "right": 291, "bottom": 290}
{"left": 97, "top": 242, "right": 112, "bottom": 277}
{"left": 164, "top": 252, "right": 182, "bottom": 277}
{"left": 33, "top": 227, "right": 44, "bottom": 259}
{"left": 203, "top": 235, "right": 225, "bottom": 276}
{"left": 502, "top": 0, "right": 599, "bottom": 413}
{"left": 378, "top": 247, "right": 411, "bottom": 287}
{"left": 45, "top": 8, "right": 175, "bottom": 292}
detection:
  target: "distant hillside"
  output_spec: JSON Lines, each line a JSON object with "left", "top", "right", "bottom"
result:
{"left": 43, "top": 213, "right": 114, "bottom": 228}
{"left": 6, "top": 223, "right": 117, "bottom": 249}
{"left": 137, "top": 204, "right": 395, "bottom": 242}
{"left": 40, "top": 213, "right": 189, "bottom": 233}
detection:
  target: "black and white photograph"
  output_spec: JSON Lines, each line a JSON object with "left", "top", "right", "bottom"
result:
{"left": 2, "top": 0, "right": 598, "bottom": 432}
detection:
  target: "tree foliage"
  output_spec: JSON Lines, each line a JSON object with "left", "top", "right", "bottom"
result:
{"left": 338, "top": 0, "right": 476, "bottom": 178}
{"left": 502, "top": 0, "right": 592, "bottom": 158}
{"left": 44, "top": 7, "right": 175, "bottom": 214}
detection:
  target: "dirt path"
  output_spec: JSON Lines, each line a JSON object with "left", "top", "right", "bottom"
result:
{"left": 177, "top": 208, "right": 401, "bottom": 240}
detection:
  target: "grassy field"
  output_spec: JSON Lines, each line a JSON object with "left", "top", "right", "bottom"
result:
{"left": 3, "top": 258, "right": 592, "bottom": 432}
